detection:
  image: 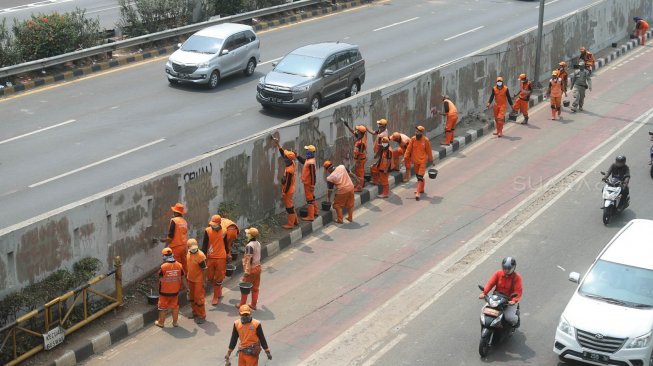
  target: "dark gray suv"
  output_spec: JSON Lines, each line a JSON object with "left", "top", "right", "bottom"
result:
{"left": 257, "top": 42, "right": 366, "bottom": 112}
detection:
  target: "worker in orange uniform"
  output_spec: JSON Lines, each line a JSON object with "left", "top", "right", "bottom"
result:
{"left": 236, "top": 228, "right": 262, "bottom": 310}
{"left": 344, "top": 121, "right": 368, "bottom": 192}
{"left": 633, "top": 17, "right": 649, "bottom": 46}
{"left": 486, "top": 77, "right": 513, "bottom": 137}
{"left": 578, "top": 47, "right": 595, "bottom": 74}
{"left": 547, "top": 70, "right": 564, "bottom": 120}
{"left": 431, "top": 95, "right": 459, "bottom": 146}
{"left": 511, "top": 74, "right": 533, "bottom": 125}
{"left": 367, "top": 119, "right": 389, "bottom": 185}
{"left": 374, "top": 136, "right": 393, "bottom": 198}
{"left": 324, "top": 161, "right": 358, "bottom": 223}
{"left": 296, "top": 145, "right": 318, "bottom": 221}
{"left": 155, "top": 248, "right": 184, "bottom": 328}
{"left": 271, "top": 137, "right": 298, "bottom": 229}
{"left": 557, "top": 62, "right": 569, "bottom": 96}
{"left": 185, "top": 239, "right": 207, "bottom": 324}
{"left": 166, "top": 203, "right": 188, "bottom": 274}
{"left": 202, "top": 215, "right": 227, "bottom": 305}
{"left": 219, "top": 216, "right": 240, "bottom": 262}
{"left": 390, "top": 132, "right": 411, "bottom": 182}
{"left": 404, "top": 126, "right": 434, "bottom": 200}
{"left": 225, "top": 305, "right": 272, "bottom": 366}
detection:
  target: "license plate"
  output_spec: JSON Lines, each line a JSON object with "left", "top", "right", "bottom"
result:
{"left": 482, "top": 307, "right": 500, "bottom": 317}
{"left": 271, "top": 98, "right": 283, "bottom": 103}
{"left": 582, "top": 351, "right": 609, "bottom": 364}
{"left": 179, "top": 73, "right": 190, "bottom": 78}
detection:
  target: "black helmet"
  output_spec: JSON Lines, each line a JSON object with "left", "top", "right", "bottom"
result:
{"left": 615, "top": 155, "right": 626, "bottom": 163}
{"left": 502, "top": 257, "right": 516, "bottom": 274}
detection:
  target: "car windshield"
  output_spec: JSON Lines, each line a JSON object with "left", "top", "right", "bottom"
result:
{"left": 181, "top": 35, "right": 223, "bottom": 54}
{"left": 274, "top": 54, "right": 324, "bottom": 77}
{"left": 579, "top": 260, "right": 653, "bottom": 308}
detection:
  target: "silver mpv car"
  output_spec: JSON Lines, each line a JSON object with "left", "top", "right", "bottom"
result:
{"left": 165, "top": 23, "right": 260, "bottom": 89}
{"left": 257, "top": 42, "right": 366, "bottom": 112}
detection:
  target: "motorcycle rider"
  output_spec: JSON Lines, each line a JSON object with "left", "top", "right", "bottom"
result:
{"left": 479, "top": 257, "right": 522, "bottom": 329}
{"left": 603, "top": 155, "right": 630, "bottom": 209}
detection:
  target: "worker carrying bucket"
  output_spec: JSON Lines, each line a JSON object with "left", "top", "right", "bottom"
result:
{"left": 428, "top": 168, "right": 438, "bottom": 180}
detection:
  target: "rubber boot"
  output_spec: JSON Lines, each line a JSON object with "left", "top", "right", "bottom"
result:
{"left": 417, "top": 180, "right": 425, "bottom": 194}
{"left": 302, "top": 205, "right": 315, "bottom": 221}
{"left": 154, "top": 310, "right": 166, "bottom": 328}
{"left": 523, "top": 116, "right": 529, "bottom": 125}
{"left": 346, "top": 209, "right": 353, "bottom": 222}
{"left": 172, "top": 308, "right": 179, "bottom": 327}
{"left": 493, "top": 120, "right": 503, "bottom": 137}
{"left": 379, "top": 185, "right": 389, "bottom": 198}
{"left": 551, "top": 108, "right": 556, "bottom": 120}
{"left": 282, "top": 213, "right": 296, "bottom": 229}
{"left": 249, "top": 292, "right": 259, "bottom": 310}
{"left": 313, "top": 201, "right": 318, "bottom": 215}
{"left": 335, "top": 208, "right": 344, "bottom": 223}
{"left": 212, "top": 285, "right": 220, "bottom": 305}
{"left": 235, "top": 294, "right": 248, "bottom": 309}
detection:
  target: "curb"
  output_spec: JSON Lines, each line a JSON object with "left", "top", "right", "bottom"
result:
{"left": 45, "top": 31, "right": 647, "bottom": 366}
{"left": 0, "top": 0, "right": 371, "bottom": 99}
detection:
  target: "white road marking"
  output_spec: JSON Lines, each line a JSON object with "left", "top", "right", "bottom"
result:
{"left": 373, "top": 17, "right": 419, "bottom": 32}
{"left": 28, "top": 138, "right": 165, "bottom": 188}
{"left": 0, "top": 0, "right": 73, "bottom": 13}
{"left": 0, "top": 119, "right": 76, "bottom": 146}
{"left": 360, "top": 333, "right": 407, "bottom": 366}
{"left": 259, "top": 57, "right": 282, "bottom": 66}
{"left": 557, "top": 265, "right": 566, "bottom": 272}
{"left": 444, "top": 26, "right": 485, "bottom": 41}
{"left": 536, "top": 0, "right": 560, "bottom": 9}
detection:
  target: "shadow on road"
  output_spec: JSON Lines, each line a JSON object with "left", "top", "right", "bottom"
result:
{"left": 482, "top": 331, "right": 536, "bottom": 363}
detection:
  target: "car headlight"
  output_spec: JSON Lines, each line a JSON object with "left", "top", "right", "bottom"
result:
{"left": 198, "top": 62, "right": 210, "bottom": 69}
{"left": 291, "top": 85, "right": 310, "bottom": 93}
{"left": 558, "top": 316, "right": 574, "bottom": 337}
{"left": 625, "top": 332, "right": 651, "bottom": 349}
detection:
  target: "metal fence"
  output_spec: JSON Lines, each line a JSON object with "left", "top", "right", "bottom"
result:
{"left": 0, "top": 257, "right": 123, "bottom": 366}
{"left": 0, "top": 0, "right": 324, "bottom": 79}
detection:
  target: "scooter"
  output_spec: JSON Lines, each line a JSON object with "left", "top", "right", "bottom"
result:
{"left": 477, "top": 285, "right": 519, "bottom": 358}
{"left": 600, "top": 172, "right": 628, "bottom": 225}
{"left": 648, "top": 132, "right": 653, "bottom": 179}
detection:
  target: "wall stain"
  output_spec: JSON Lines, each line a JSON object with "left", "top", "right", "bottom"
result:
{"left": 18, "top": 218, "right": 72, "bottom": 284}
{"left": 132, "top": 192, "right": 143, "bottom": 205}
{"left": 0, "top": 259, "right": 6, "bottom": 290}
{"left": 79, "top": 223, "right": 95, "bottom": 238}
{"left": 116, "top": 206, "right": 147, "bottom": 232}
{"left": 185, "top": 171, "right": 217, "bottom": 238}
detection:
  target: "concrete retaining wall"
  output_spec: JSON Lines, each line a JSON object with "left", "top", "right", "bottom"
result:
{"left": 0, "top": 0, "right": 648, "bottom": 298}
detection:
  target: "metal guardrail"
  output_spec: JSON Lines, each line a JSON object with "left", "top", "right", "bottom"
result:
{"left": 0, "top": 0, "right": 324, "bottom": 79}
{"left": 0, "top": 257, "right": 123, "bottom": 366}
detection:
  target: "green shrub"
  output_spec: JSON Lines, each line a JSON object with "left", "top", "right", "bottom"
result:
{"left": 207, "top": 0, "right": 246, "bottom": 16}
{"left": 12, "top": 9, "right": 102, "bottom": 63}
{"left": 118, "top": 0, "right": 195, "bottom": 37}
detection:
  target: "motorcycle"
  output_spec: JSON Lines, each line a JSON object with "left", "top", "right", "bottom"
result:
{"left": 649, "top": 132, "right": 652, "bottom": 179}
{"left": 477, "top": 285, "right": 519, "bottom": 358}
{"left": 600, "top": 172, "right": 628, "bottom": 225}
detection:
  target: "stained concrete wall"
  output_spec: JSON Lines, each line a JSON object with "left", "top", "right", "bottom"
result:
{"left": 0, "top": 0, "right": 649, "bottom": 298}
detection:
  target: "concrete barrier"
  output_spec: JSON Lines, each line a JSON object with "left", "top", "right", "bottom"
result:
{"left": 0, "top": 0, "right": 649, "bottom": 298}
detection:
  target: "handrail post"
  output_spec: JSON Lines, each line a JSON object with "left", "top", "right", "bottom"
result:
{"left": 115, "top": 256, "right": 123, "bottom": 307}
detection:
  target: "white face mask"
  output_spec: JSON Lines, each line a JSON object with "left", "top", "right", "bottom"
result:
{"left": 496, "top": 82, "right": 503, "bottom": 87}
{"left": 381, "top": 143, "right": 389, "bottom": 148}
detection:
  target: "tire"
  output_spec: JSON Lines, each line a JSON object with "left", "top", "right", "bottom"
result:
{"left": 478, "top": 336, "right": 490, "bottom": 358}
{"left": 244, "top": 58, "right": 257, "bottom": 76}
{"left": 309, "top": 94, "right": 321, "bottom": 112}
{"left": 207, "top": 71, "right": 220, "bottom": 89}
{"left": 603, "top": 206, "right": 611, "bottom": 225}
{"left": 346, "top": 79, "right": 360, "bottom": 97}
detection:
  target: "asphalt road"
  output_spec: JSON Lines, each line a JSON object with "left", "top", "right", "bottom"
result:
{"left": 79, "top": 37, "right": 653, "bottom": 366}
{"left": 0, "top": 0, "right": 121, "bottom": 29}
{"left": 0, "top": 0, "right": 596, "bottom": 229}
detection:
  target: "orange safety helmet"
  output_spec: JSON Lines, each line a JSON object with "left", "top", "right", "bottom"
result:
{"left": 377, "top": 119, "right": 388, "bottom": 126}
{"left": 187, "top": 239, "right": 198, "bottom": 251}
{"left": 496, "top": 76, "right": 504, "bottom": 82}
{"left": 559, "top": 61, "right": 566, "bottom": 67}
{"left": 391, "top": 132, "right": 401, "bottom": 141}
{"left": 355, "top": 125, "right": 367, "bottom": 133}
{"left": 323, "top": 160, "right": 333, "bottom": 169}
{"left": 304, "top": 145, "right": 316, "bottom": 152}
{"left": 284, "top": 150, "right": 296, "bottom": 160}
{"left": 381, "top": 136, "right": 390, "bottom": 143}
{"left": 239, "top": 304, "right": 252, "bottom": 315}
{"left": 552, "top": 70, "right": 560, "bottom": 76}
{"left": 171, "top": 203, "right": 185, "bottom": 215}
{"left": 162, "top": 247, "right": 173, "bottom": 256}
{"left": 415, "top": 125, "right": 425, "bottom": 132}
{"left": 245, "top": 227, "right": 259, "bottom": 238}
{"left": 580, "top": 47, "right": 586, "bottom": 52}
{"left": 518, "top": 73, "right": 527, "bottom": 80}
{"left": 209, "top": 214, "right": 221, "bottom": 226}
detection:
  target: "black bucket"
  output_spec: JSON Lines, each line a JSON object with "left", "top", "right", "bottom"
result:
{"left": 630, "top": 34, "right": 638, "bottom": 39}
{"left": 239, "top": 282, "right": 253, "bottom": 295}
{"left": 563, "top": 100, "right": 570, "bottom": 107}
{"left": 364, "top": 174, "right": 371, "bottom": 182}
{"left": 508, "top": 112, "right": 518, "bottom": 122}
{"left": 226, "top": 264, "right": 236, "bottom": 277}
{"left": 299, "top": 207, "right": 308, "bottom": 218}
{"left": 428, "top": 168, "right": 439, "bottom": 180}
{"left": 147, "top": 294, "right": 159, "bottom": 305}
{"left": 321, "top": 201, "right": 331, "bottom": 211}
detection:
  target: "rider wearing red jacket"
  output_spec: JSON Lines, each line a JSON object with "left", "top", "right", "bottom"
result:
{"left": 479, "top": 257, "right": 522, "bottom": 327}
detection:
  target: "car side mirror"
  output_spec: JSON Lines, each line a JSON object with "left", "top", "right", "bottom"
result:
{"left": 221, "top": 49, "right": 230, "bottom": 56}
{"left": 568, "top": 272, "right": 580, "bottom": 283}
{"left": 324, "top": 69, "right": 334, "bottom": 76}
{"left": 177, "top": 43, "right": 182, "bottom": 48}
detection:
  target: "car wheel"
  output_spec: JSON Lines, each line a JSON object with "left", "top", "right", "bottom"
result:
{"left": 310, "top": 95, "right": 321, "bottom": 112}
{"left": 244, "top": 58, "right": 257, "bottom": 76}
{"left": 208, "top": 71, "right": 220, "bottom": 89}
{"left": 346, "top": 80, "right": 360, "bottom": 97}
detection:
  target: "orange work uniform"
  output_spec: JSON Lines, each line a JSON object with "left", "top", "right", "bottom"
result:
{"left": 203, "top": 226, "right": 227, "bottom": 304}
{"left": 326, "top": 165, "right": 356, "bottom": 223}
{"left": 186, "top": 250, "right": 207, "bottom": 319}
{"left": 167, "top": 216, "right": 188, "bottom": 273}
{"left": 375, "top": 148, "right": 393, "bottom": 198}
{"left": 549, "top": 77, "right": 563, "bottom": 120}
{"left": 391, "top": 133, "right": 411, "bottom": 182}
{"left": 580, "top": 50, "right": 595, "bottom": 71}
{"left": 637, "top": 19, "right": 649, "bottom": 45}
{"left": 158, "top": 261, "right": 183, "bottom": 310}
{"left": 228, "top": 319, "right": 270, "bottom": 366}
{"left": 558, "top": 68, "right": 569, "bottom": 93}
{"left": 512, "top": 81, "right": 532, "bottom": 120}
{"left": 238, "top": 240, "right": 262, "bottom": 309}
{"left": 370, "top": 129, "right": 388, "bottom": 184}
{"left": 279, "top": 148, "right": 298, "bottom": 228}
{"left": 441, "top": 99, "right": 459, "bottom": 145}
{"left": 488, "top": 86, "right": 513, "bottom": 136}
{"left": 353, "top": 136, "right": 367, "bottom": 191}
{"left": 404, "top": 136, "right": 433, "bottom": 196}
{"left": 220, "top": 218, "right": 240, "bottom": 258}
{"left": 297, "top": 155, "right": 318, "bottom": 221}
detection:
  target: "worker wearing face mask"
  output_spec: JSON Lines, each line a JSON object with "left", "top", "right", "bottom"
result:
{"left": 486, "top": 77, "right": 513, "bottom": 137}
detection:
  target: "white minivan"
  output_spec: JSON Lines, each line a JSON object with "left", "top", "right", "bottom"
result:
{"left": 555, "top": 219, "right": 653, "bottom": 366}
